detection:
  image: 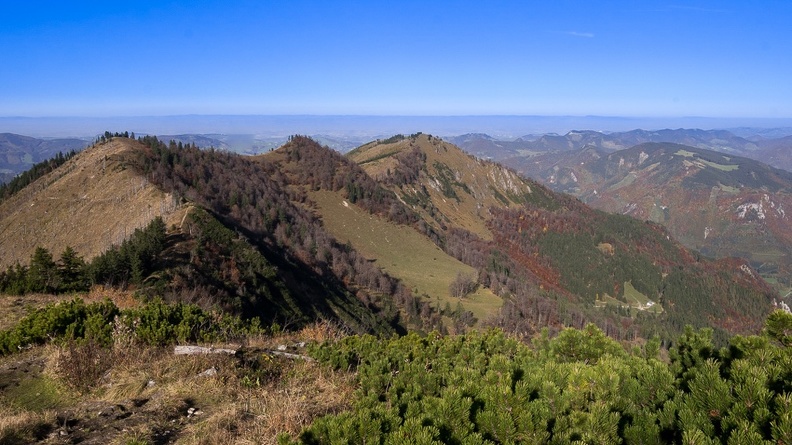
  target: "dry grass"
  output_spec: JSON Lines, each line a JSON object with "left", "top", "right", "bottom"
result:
{"left": 295, "top": 318, "right": 350, "bottom": 343}
{"left": 178, "top": 360, "right": 356, "bottom": 445}
{"left": 0, "top": 138, "right": 184, "bottom": 270}
{"left": 141, "top": 321, "right": 356, "bottom": 444}
{"left": 83, "top": 285, "right": 140, "bottom": 309}
{"left": 0, "top": 406, "right": 55, "bottom": 444}
{"left": 0, "top": 321, "right": 358, "bottom": 444}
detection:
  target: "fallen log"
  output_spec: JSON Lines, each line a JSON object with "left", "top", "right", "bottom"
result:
{"left": 173, "top": 345, "right": 237, "bottom": 355}
{"left": 173, "top": 345, "right": 314, "bottom": 362}
{"left": 266, "top": 350, "right": 314, "bottom": 361}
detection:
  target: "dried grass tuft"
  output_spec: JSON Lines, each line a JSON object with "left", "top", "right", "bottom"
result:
{"left": 177, "top": 359, "right": 355, "bottom": 444}
{"left": 0, "top": 406, "right": 54, "bottom": 444}
{"left": 297, "top": 319, "right": 351, "bottom": 343}
{"left": 84, "top": 285, "right": 139, "bottom": 309}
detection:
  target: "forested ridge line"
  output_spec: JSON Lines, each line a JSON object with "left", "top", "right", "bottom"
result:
{"left": 130, "top": 135, "right": 444, "bottom": 333}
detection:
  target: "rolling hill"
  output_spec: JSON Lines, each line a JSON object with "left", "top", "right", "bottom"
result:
{"left": 341, "top": 134, "right": 774, "bottom": 340}
{"left": 0, "top": 133, "right": 780, "bottom": 343}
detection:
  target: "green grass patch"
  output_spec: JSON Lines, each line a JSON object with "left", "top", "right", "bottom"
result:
{"left": 649, "top": 204, "right": 668, "bottom": 223}
{"left": 357, "top": 149, "right": 400, "bottom": 165}
{"left": 0, "top": 366, "right": 73, "bottom": 412}
{"left": 699, "top": 158, "right": 738, "bottom": 171}
{"left": 718, "top": 184, "right": 740, "bottom": 193}
{"left": 623, "top": 281, "right": 662, "bottom": 313}
{"left": 593, "top": 282, "right": 662, "bottom": 315}
{"left": 749, "top": 250, "right": 787, "bottom": 261}
{"left": 609, "top": 172, "right": 637, "bottom": 191}
{"left": 675, "top": 149, "right": 738, "bottom": 171}
{"left": 310, "top": 190, "right": 502, "bottom": 322}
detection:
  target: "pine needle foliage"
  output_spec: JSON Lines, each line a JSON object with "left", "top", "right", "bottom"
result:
{"left": 283, "top": 311, "right": 792, "bottom": 444}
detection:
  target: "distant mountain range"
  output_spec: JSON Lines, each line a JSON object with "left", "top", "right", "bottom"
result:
{"left": 0, "top": 133, "right": 90, "bottom": 184}
{"left": 5, "top": 127, "right": 792, "bottom": 185}
{"left": 452, "top": 128, "right": 792, "bottom": 172}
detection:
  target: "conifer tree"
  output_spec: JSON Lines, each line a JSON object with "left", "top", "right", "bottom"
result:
{"left": 26, "top": 247, "right": 58, "bottom": 293}
{"left": 58, "top": 246, "right": 88, "bottom": 292}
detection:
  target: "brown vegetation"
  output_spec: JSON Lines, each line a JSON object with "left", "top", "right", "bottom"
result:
{"left": 0, "top": 138, "right": 182, "bottom": 270}
{"left": 0, "top": 321, "right": 356, "bottom": 445}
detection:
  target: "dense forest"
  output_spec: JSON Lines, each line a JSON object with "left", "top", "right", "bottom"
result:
{"left": 486, "top": 204, "right": 774, "bottom": 341}
{"left": 437, "top": 200, "right": 775, "bottom": 344}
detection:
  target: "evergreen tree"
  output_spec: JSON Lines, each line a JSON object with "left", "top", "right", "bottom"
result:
{"left": 26, "top": 247, "right": 58, "bottom": 293}
{"left": 58, "top": 246, "right": 89, "bottom": 292}
{"left": 0, "top": 263, "right": 28, "bottom": 295}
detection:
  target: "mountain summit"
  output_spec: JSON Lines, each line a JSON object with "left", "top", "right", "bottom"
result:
{"left": 348, "top": 133, "right": 555, "bottom": 239}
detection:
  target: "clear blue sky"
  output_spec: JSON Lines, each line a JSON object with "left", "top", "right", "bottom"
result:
{"left": 1, "top": 1, "right": 790, "bottom": 118}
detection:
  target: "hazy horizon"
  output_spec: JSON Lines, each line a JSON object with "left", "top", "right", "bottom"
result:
{"left": 4, "top": 114, "right": 792, "bottom": 140}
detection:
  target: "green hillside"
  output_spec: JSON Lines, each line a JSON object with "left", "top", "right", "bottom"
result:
{"left": 310, "top": 189, "right": 502, "bottom": 324}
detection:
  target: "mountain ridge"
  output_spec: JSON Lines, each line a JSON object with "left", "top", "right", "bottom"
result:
{"left": 0, "top": 134, "right": 779, "bottom": 343}
{"left": 454, "top": 128, "right": 792, "bottom": 172}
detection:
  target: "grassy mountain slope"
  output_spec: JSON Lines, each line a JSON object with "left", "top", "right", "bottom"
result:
{"left": 308, "top": 189, "right": 503, "bottom": 323}
{"left": 348, "top": 133, "right": 555, "bottom": 239}
{"left": 344, "top": 135, "right": 776, "bottom": 341}
{"left": 0, "top": 138, "right": 183, "bottom": 269}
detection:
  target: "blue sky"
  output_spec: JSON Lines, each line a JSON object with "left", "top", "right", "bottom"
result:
{"left": 1, "top": 1, "right": 790, "bottom": 118}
